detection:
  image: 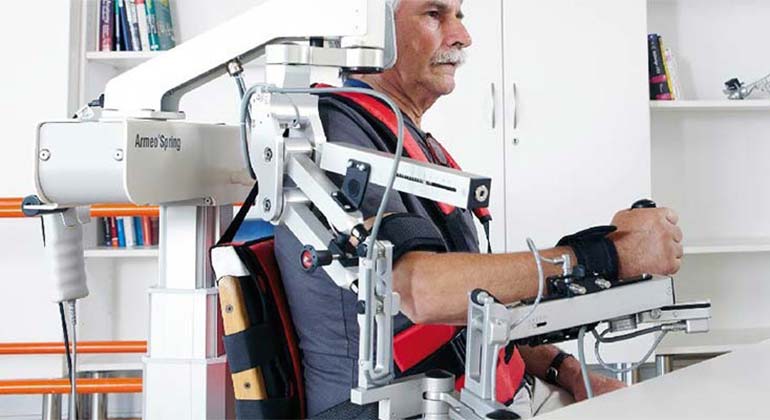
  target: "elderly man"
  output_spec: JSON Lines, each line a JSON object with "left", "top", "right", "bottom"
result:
{"left": 274, "top": 0, "right": 683, "bottom": 417}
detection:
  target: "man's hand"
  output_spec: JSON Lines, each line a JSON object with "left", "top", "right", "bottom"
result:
{"left": 608, "top": 207, "right": 683, "bottom": 278}
{"left": 568, "top": 371, "right": 626, "bottom": 402}
{"left": 559, "top": 357, "right": 626, "bottom": 402}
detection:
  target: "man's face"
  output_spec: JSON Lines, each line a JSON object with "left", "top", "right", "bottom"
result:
{"left": 393, "top": 0, "right": 471, "bottom": 96}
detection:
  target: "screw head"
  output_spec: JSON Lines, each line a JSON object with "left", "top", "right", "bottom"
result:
{"left": 244, "top": 382, "right": 251, "bottom": 389}
{"left": 113, "top": 149, "right": 124, "bottom": 161}
{"left": 263, "top": 147, "right": 273, "bottom": 162}
{"left": 475, "top": 185, "right": 489, "bottom": 203}
{"left": 39, "top": 149, "right": 51, "bottom": 161}
{"left": 512, "top": 138, "right": 520, "bottom": 145}
{"left": 262, "top": 198, "right": 272, "bottom": 212}
{"left": 225, "top": 304, "right": 233, "bottom": 314}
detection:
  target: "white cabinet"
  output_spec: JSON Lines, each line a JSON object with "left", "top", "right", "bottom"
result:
{"left": 502, "top": 0, "right": 651, "bottom": 250}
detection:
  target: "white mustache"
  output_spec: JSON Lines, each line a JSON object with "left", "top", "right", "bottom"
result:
{"left": 432, "top": 48, "right": 466, "bottom": 66}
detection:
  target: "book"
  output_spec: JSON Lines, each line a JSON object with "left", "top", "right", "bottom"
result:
{"left": 144, "top": 0, "right": 161, "bottom": 51}
{"left": 150, "top": 216, "right": 160, "bottom": 245}
{"left": 658, "top": 37, "right": 676, "bottom": 100}
{"left": 135, "top": 0, "right": 151, "bottom": 51}
{"left": 141, "top": 216, "right": 153, "bottom": 246}
{"left": 125, "top": 0, "right": 143, "bottom": 51}
{"left": 110, "top": 217, "right": 119, "bottom": 247}
{"left": 114, "top": 0, "right": 123, "bottom": 51}
{"left": 663, "top": 47, "right": 683, "bottom": 100}
{"left": 101, "top": 217, "right": 112, "bottom": 246}
{"left": 116, "top": 217, "right": 127, "bottom": 247}
{"left": 133, "top": 216, "right": 145, "bottom": 246}
{"left": 99, "top": 0, "right": 115, "bottom": 51}
{"left": 647, "top": 33, "right": 672, "bottom": 100}
{"left": 124, "top": 216, "right": 136, "bottom": 247}
{"left": 155, "top": 0, "right": 176, "bottom": 50}
{"left": 118, "top": 0, "right": 133, "bottom": 51}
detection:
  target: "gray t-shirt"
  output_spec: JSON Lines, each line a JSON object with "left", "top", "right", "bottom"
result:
{"left": 275, "top": 94, "right": 480, "bottom": 416}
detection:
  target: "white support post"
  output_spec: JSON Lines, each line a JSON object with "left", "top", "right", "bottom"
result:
{"left": 143, "top": 205, "right": 233, "bottom": 419}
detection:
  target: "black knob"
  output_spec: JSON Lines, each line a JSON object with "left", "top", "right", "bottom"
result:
{"left": 631, "top": 199, "right": 657, "bottom": 209}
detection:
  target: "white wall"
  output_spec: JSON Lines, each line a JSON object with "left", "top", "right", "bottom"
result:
{"left": 0, "top": 1, "right": 77, "bottom": 417}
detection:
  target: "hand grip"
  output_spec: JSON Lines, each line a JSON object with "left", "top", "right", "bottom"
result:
{"left": 42, "top": 210, "right": 88, "bottom": 302}
{"left": 631, "top": 199, "right": 657, "bottom": 209}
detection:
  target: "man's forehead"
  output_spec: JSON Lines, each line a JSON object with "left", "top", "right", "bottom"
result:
{"left": 401, "top": 0, "right": 463, "bottom": 10}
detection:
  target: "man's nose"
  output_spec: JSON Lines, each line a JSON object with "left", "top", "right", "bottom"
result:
{"left": 445, "top": 17, "right": 472, "bottom": 49}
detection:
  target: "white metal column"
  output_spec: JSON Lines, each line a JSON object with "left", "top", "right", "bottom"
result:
{"left": 144, "top": 205, "right": 232, "bottom": 419}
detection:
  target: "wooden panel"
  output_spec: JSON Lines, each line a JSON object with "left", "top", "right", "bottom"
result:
{"left": 219, "top": 275, "right": 267, "bottom": 400}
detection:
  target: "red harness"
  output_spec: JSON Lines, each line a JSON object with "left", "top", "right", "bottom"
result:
{"left": 318, "top": 84, "right": 525, "bottom": 403}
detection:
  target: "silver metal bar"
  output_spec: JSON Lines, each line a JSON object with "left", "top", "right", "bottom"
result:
{"left": 318, "top": 142, "right": 491, "bottom": 210}
{"left": 507, "top": 276, "right": 676, "bottom": 341}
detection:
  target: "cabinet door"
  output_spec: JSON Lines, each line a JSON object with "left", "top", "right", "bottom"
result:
{"left": 423, "top": 0, "right": 506, "bottom": 252}
{"left": 503, "top": 0, "right": 651, "bottom": 252}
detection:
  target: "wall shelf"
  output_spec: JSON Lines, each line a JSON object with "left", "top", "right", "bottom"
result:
{"left": 651, "top": 100, "right": 770, "bottom": 111}
{"left": 86, "top": 51, "right": 164, "bottom": 69}
{"left": 683, "top": 237, "right": 770, "bottom": 255}
{"left": 84, "top": 246, "right": 159, "bottom": 259}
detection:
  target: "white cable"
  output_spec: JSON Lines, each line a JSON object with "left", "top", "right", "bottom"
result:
{"left": 577, "top": 326, "right": 594, "bottom": 399}
{"left": 592, "top": 328, "right": 670, "bottom": 374}
{"left": 68, "top": 300, "right": 78, "bottom": 420}
{"left": 510, "top": 238, "right": 546, "bottom": 330}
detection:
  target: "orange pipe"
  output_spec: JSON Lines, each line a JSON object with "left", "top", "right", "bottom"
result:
{"left": 1, "top": 197, "right": 242, "bottom": 219}
{"left": 0, "top": 198, "right": 160, "bottom": 219}
{"left": 0, "top": 341, "right": 147, "bottom": 356}
{"left": 0, "top": 378, "right": 142, "bottom": 395}
{"left": 90, "top": 204, "right": 159, "bottom": 218}
{"left": 0, "top": 198, "right": 24, "bottom": 218}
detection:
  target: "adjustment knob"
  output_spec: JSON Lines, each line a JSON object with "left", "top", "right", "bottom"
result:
{"left": 299, "top": 245, "right": 333, "bottom": 273}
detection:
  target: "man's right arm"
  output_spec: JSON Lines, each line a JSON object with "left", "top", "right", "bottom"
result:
{"left": 393, "top": 207, "right": 683, "bottom": 325}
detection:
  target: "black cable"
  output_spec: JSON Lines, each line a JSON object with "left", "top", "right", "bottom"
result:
{"left": 59, "top": 302, "right": 76, "bottom": 419}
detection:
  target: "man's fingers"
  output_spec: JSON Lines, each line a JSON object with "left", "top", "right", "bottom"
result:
{"left": 672, "top": 225, "right": 684, "bottom": 244}
{"left": 664, "top": 208, "right": 679, "bottom": 225}
{"left": 675, "top": 242, "right": 684, "bottom": 259}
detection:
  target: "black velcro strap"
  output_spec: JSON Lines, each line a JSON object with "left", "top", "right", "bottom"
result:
{"left": 377, "top": 213, "right": 448, "bottom": 261}
{"left": 557, "top": 225, "right": 619, "bottom": 279}
{"left": 223, "top": 323, "right": 280, "bottom": 374}
{"left": 235, "top": 398, "right": 299, "bottom": 420}
{"left": 398, "top": 329, "right": 466, "bottom": 379}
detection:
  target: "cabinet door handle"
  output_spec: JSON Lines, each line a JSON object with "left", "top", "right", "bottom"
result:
{"left": 512, "top": 82, "right": 518, "bottom": 130}
{"left": 490, "top": 82, "right": 497, "bottom": 129}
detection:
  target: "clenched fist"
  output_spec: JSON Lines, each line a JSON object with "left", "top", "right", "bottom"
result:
{"left": 608, "top": 207, "right": 683, "bottom": 278}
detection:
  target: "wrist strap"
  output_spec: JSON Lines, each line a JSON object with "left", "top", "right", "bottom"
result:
{"left": 545, "top": 351, "right": 573, "bottom": 385}
{"left": 557, "top": 225, "right": 619, "bottom": 280}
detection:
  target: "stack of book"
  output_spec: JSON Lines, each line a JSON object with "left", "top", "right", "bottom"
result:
{"left": 98, "top": 0, "right": 176, "bottom": 52}
{"left": 98, "top": 216, "right": 160, "bottom": 248}
{"left": 648, "top": 33, "right": 682, "bottom": 100}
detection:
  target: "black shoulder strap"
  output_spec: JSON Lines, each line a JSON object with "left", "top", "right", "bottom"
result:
{"left": 217, "top": 180, "right": 260, "bottom": 246}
